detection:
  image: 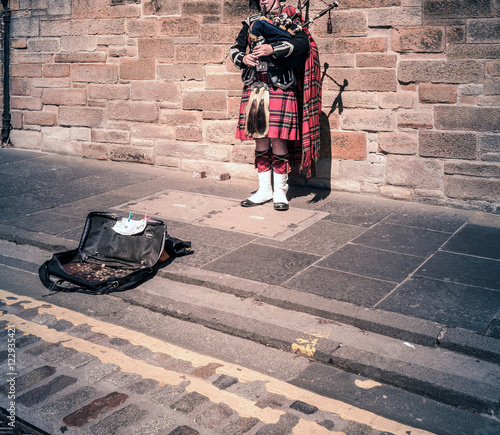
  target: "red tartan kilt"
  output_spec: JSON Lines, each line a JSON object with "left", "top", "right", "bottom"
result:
{"left": 235, "top": 84, "right": 299, "bottom": 141}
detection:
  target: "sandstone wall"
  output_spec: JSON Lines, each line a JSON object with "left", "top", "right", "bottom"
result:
{"left": 1, "top": 0, "right": 499, "bottom": 212}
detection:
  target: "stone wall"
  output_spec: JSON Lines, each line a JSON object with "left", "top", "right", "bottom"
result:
{"left": 1, "top": 0, "right": 499, "bottom": 212}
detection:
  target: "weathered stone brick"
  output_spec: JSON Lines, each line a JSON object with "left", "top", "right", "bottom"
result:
{"left": 10, "top": 129, "right": 42, "bottom": 148}
{"left": 341, "top": 109, "right": 395, "bottom": 132}
{"left": 341, "top": 0, "right": 401, "bottom": 7}
{"left": 435, "top": 106, "right": 500, "bottom": 133}
{"left": 423, "top": 0, "right": 493, "bottom": 20}
{"left": 24, "top": 111, "right": 57, "bottom": 126}
{"left": 444, "top": 175, "right": 500, "bottom": 201}
{"left": 72, "top": 0, "right": 111, "bottom": 19}
{"left": 0, "top": 366, "right": 56, "bottom": 395}
{"left": 330, "top": 132, "right": 367, "bottom": 160}
{"left": 10, "top": 78, "right": 31, "bottom": 96}
{"left": 60, "top": 35, "right": 98, "bottom": 52}
{"left": 55, "top": 52, "right": 107, "bottom": 63}
{"left": 183, "top": 1, "right": 220, "bottom": 15}
{"left": 356, "top": 54, "right": 397, "bottom": 68}
{"left": 206, "top": 73, "right": 242, "bottom": 91}
{"left": 108, "top": 101, "right": 158, "bottom": 122}
{"left": 175, "top": 45, "right": 225, "bottom": 64}
{"left": 201, "top": 24, "right": 240, "bottom": 44}
{"left": 120, "top": 59, "right": 155, "bottom": 80}
{"left": 88, "top": 84, "right": 130, "bottom": 100}
{"left": 157, "top": 64, "right": 205, "bottom": 82}
{"left": 387, "top": 156, "right": 443, "bottom": 189}
{"left": 183, "top": 90, "right": 227, "bottom": 111}
{"left": 379, "top": 132, "right": 417, "bottom": 155}
{"left": 176, "top": 126, "right": 202, "bottom": 142}
{"left": 63, "top": 392, "right": 129, "bottom": 427}
{"left": 40, "top": 19, "right": 87, "bottom": 36}
{"left": 315, "top": 10, "right": 367, "bottom": 38}
{"left": 160, "top": 110, "right": 201, "bottom": 126}
{"left": 419, "top": 131, "right": 477, "bottom": 160}
{"left": 368, "top": 7, "right": 422, "bottom": 27}
{"left": 11, "top": 64, "right": 43, "bottom": 77}
{"left": 486, "top": 60, "right": 500, "bottom": 77}
{"left": 447, "top": 44, "right": 500, "bottom": 60}
{"left": 26, "top": 38, "right": 60, "bottom": 53}
{"left": 137, "top": 38, "right": 174, "bottom": 59}
{"left": 143, "top": 0, "right": 181, "bottom": 15}
{"left": 467, "top": 19, "right": 500, "bottom": 43}
{"left": 203, "top": 120, "right": 236, "bottom": 145}
{"left": 126, "top": 18, "right": 158, "bottom": 37}
{"left": 110, "top": 4, "right": 142, "bottom": 18}
{"left": 419, "top": 84, "right": 457, "bottom": 104}
{"left": 484, "top": 78, "right": 500, "bottom": 96}
{"left": 398, "top": 60, "right": 483, "bottom": 84}
{"left": 87, "top": 18, "right": 126, "bottom": 35}
{"left": 92, "top": 129, "right": 130, "bottom": 144}
{"left": 334, "top": 37, "right": 387, "bottom": 53}
{"left": 110, "top": 145, "right": 155, "bottom": 164}
{"left": 479, "top": 135, "right": 500, "bottom": 162}
{"left": 11, "top": 96, "right": 43, "bottom": 111}
{"left": 447, "top": 26, "right": 466, "bottom": 43}
{"left": 171, "top": 392, "right": 209, "bottom": 413}
{"left": 380, "top": 185, "right": 413, "bottom": 201}
{"left": 18, "top": 375, "right": 77, "bottom": 407}
{"left": 59, "top": 107, "right": 104, "bottom": 127}
{"left": 82, "top": 143, "right": 109, "bottom": 160}
{"left": 445, "top": 161, "right": 500, "bottom": 178}
{"left": 323, "top": 68, "right": 397, "bottom": 92}
{"left": 398, "top": 110, "right": 433, "bottom": 129}
{"left": 391, "top": 27, "right": 444, "bottom": 53}
{"left": 156, "top": 140, "right": 230, "bottom": 162}
{"left": 379, "top": 92, "right": 415, "bottom": 109}
{"left": 43, "top": 89, "right": 87, "bottom": 106}
{"left": 43, "top": 64, "right": 70, "bottom": 78}
{"left": 72, "top": 65, "right": 118, "bottom": 84}
{"left": 159, "top": 17, "right": 200, "bottom": 37}
{"left": 32, "top": 78, "right": 72, "bottom": 88}
{"left": 47, "top": 0, "right": 72, "bottom": 15}
{"left": 11, "top": 17, "right": 40, "bottom": 37}
{"left": 131, "top": 81, "right": 181, "bottom": 103}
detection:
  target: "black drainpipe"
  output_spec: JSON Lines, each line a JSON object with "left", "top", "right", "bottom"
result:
{"left": 1, "top": 0, "right": 12, "bottom": 147}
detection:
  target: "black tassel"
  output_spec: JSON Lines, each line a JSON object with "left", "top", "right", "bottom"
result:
{"left": 327, "top": 10, "right": 332, "bottom": 34}
{"left": 256, "top": 99, "right": 266, "bottom": 135}
{"left": 247, "top": 100, "right": 258, "bottom": 134}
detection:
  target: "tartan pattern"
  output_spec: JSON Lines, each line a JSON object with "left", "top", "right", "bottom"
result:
{"left": 255, "top": 149, "right": 273, "bottom": 173}
{"left": 236, "top": 82, "right": 299, "bottom": 141}
{"left": 272, "top": 153, "right": 290, "bottom": 175}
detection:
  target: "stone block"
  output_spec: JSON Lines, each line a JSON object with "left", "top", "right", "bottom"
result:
{"left": 486, "top": 60, "right": 500, "bottom": 77}
{"left": 10, "top": 78, "right": 31, "bottom": 96}
{"left": 419, "top": 84, "right": 457, "bottom": 104}
{"left": 32, "top": 78, "right": 72, "bottom": 88}
{"left": 24, "top": 111, "right": 57, "bottom": 126}
{"left": 55, "top": 52, "right": 107, "bottom": 63}
{"left": 356, "top": 54, "right": 397, "bottom": 68}
{"left": 43, "top": 64, "right": 71, "bottom": 78}
{"left": 317, "top": 10, "right": 367, "bottom": 38}
{"left": 435, "top": 106, "right": 500, "bottom": 133}
{"left": 175, "top": 126, "right": 202, "bottom": 142}
{"left": 42, "top": 139, "right": 82, "bottom": 155}
{"left": 447, "top": 44, "right": 500, "bottom": 60}
{"left": 59, "top": 107, "right": 104, "bottom": 127}
{"left": 126, "top": 18, "right": 158, "bottom": 37}
{"left": 109, "top": 145, "right": 155, "bottom": 164}
{"left": 131, "top": 123, "right": 174, "bottom": 140}
{"left": 40, "top": 19, "right": 87, "bottom": 36}
{"left": 386, "top": 156, "right": 443, "bottom": 189}
{"left": 341, "top": 109, "right": 395, "bottom": 132}
{"left": 88, "top": 84, "right": 130, "bottom": 100}
{"left": 379, "top": 132, "right": 417, "bottom": 155}
{"left": 444, "top": 175, "right": 500, "bottom": 201}
{"left": 157, "top": 64, "right": 205, "bottom": 82}
{"left": 159, "top": 17, "right": 200, "bottom": 37}
{"left": 323, "top": 68, "right": 397, "bottom": 92}
{"left": 368, "top": 7, "right": 422, "bottom": 27}
{"left": 82, "top": 143, "right": 109, "bottom": 160}
{"left": 27, "top": 38, "right": 60, "bottom": 53}
{"left": 110, "top": 4, "right": 142, "bottom": 18}
{"left": 11, "top": 17, "right": 40, "bottom": 37}
{"left": 391, "top": 27, "right": 445, "bottom": 53}
{"left": 203, "top": 120, "right": 238, "bottom": 145}
{"left": 156, "top": 140, "right": 230, "bottom": 162}
{"left": 479, "top": 135, "right": 500, "bottom": 162}
{"left": 70, "top": 127, "right": 91, "bottom": 141}
{"left": 131, "top": 81, "right": 181, "bottom": 103}
{"left": 334, "top": 37, "right": 387, "bottom": 53}
{"left": 447, "top": 26, "right": 466, "bottom": 43}
{"left": 398, "top": 60, "right": 484, "bottom": 84}
{"left": 398, "top": 110, "right": 433, "bottom": 129}
{"left": 11, "top": 96, "right": 43, "bottom": 111}
{"left": 331, "top": 131, "right": 367, "bottom": 160}
{"left": 43, "top": 89, "right": 87, "bottom": 106}
{"left": 206, "top": 73, "right": 243, "bottom": 91}
{"left": 380, "top": 185, "right": 413, "bottom": 201}
{"left": 484, "top": 78, "right": 500, "bottom": 96}
{"left": 340, "top": 160, "right": 385, "bottom": 182}
{"left": 88, "top": 18, "right": 126, "bottom": 35}
{"left": 183, "top": 1, "right": 220, "bottom": 15}
{"left": 445, "top": 161, "right": 500, "bottom": 178}
{"left": 91, "top": 129, "right": 130, "bottom": 144}
{"left": 72, "top": 65, "right": 118, "bottom": 83}
{"left": 9, "top": 129, "right": 42, "bottom": 149}
{"left": 60, "top": 36, "right": 98, "bottom": 52}
{"left": 42, "top": 126, "right": 71, "bottom": 141}
{"left": 108, "top": 101, "right": 158, "bottom": 122}
{"left": 423, "top": 0, "right": 493, "bottom": 20}
{"left": 120, "top": 59, "right": 155, "bottom": 80}
{"left": 137, "top": 38, "right": 174, "bottom": 60}
{"left": 160, "top": 110, "right": 201, "bottom": 126}
{"left": 143, "top": 0, "right": 181, "bottom": 15}
{"left": 201, "top": 24, "right": 240, "bottom": 44}
{"left": 379, "top": 92, "right": 415, "bottom": 109}
{"left": 183, "top": 90, "right": 227, "bottom": 111}
{"left": 467, "top": 19, "right": 500, "bottom": 44}
{"left": 175, "top": 45, "right": 226, "bottom": 64}
{"left": 419, "top": 132, "right": 477, "bottom": 160}
{"left": 72, "top": 0, "right": 111, "bottom": 19}
{"left": 11, "top": 64, "right": 43, "bottom": 77}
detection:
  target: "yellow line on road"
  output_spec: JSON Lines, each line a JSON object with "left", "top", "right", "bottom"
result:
{"left": 1, "top": 289, "right": 434, "bottom": 435}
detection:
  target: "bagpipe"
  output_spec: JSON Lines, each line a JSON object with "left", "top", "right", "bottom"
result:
{"left": 248, "top": 0, "right": 339, "bottom": 45}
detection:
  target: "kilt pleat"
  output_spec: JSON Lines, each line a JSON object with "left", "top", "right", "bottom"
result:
{"left": 236, "top": 85, "right": 299, "bottom": 141}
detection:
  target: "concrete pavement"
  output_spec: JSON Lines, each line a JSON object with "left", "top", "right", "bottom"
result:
{"left": 0, "top": 147, "right": 499, "bottom": 429}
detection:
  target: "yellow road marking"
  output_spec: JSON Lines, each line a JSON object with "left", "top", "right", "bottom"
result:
{"left": 1, "top": 289, "right": 434, "bottom": 435}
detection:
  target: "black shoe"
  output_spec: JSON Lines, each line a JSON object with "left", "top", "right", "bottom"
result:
{"left": 241, "top": 198, "right": 272, "bottom": 207}
{"left": 274, "top": 202, "right": 289, "bottom": 211}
